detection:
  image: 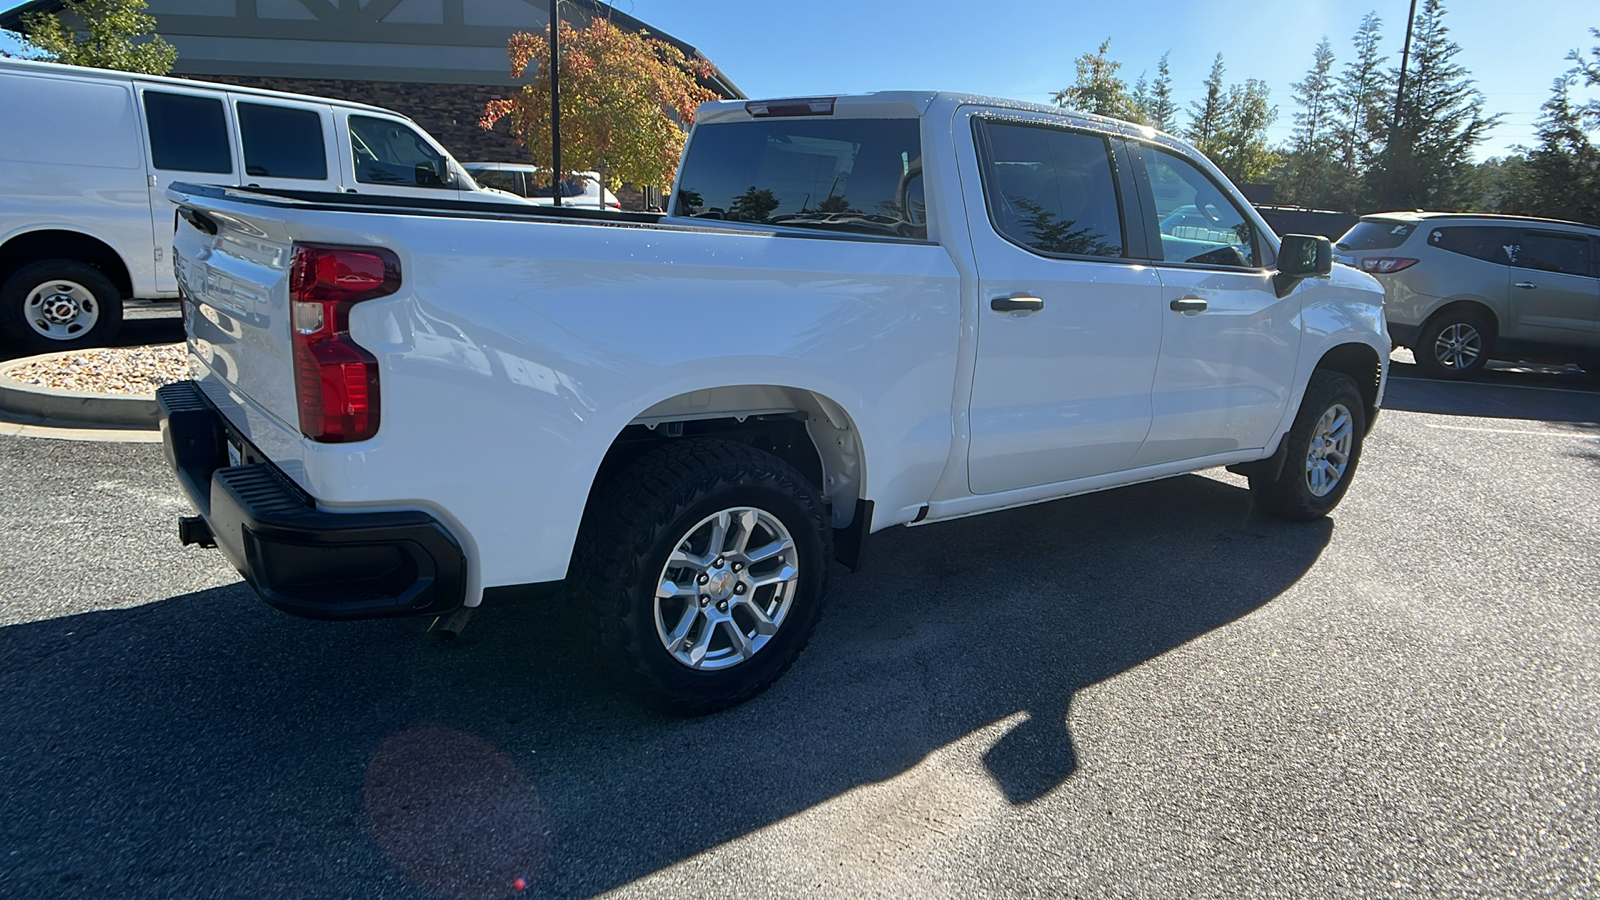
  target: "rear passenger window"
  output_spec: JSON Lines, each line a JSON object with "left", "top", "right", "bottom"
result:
{"left": 470, "top": 169, "right": 522, "bottom": 194}
{"left": 237, "top": 102, "right": 327, "bottom": 180}
{"left": 1427, "top": 226, "right": 1517, "bottom": 264}
{"left": 978, "top": 122, "right": 1124, "bottom": 257}
{"left": 1141, "top": 147, "right": 1259, "bottom": 268}
{"left": 144, "top": 91, "right": 232, "bottom": 174}
{"left": 1514, "top": 231, "right": 1591, "bottom": 277}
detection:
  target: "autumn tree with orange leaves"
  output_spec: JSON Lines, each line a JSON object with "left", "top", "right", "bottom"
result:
{"left": 480, "top": 18, "right": 718, "bottom": 204}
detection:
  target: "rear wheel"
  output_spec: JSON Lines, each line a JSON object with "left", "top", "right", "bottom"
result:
{"left": 0, "top": 260, "right": 124, "bottom": 353}
{"left": 574, "top": 439, "right": 832, "bottom": 715}
{"left": 1250, "top": 371, "right": 1367, "bottom": 522}
{"left": 1415, "top": 308, "right": 1492, "bottom": 379}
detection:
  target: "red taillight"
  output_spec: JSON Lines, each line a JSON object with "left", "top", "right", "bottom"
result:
{"left": 1360, "top": 257, "right": 1419, "bottom": 274}
{"left": 289, "top": 243, "right": 399, "bottom": 443}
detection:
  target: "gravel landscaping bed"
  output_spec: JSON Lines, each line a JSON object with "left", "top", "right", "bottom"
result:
{"left": 3, "top": 345, "right": 189, "bottom": 396}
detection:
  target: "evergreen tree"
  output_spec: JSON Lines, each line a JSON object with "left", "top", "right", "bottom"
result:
{"left": 1186, "top": 54, "right": 1228, "bottom": 154}
{"left": 1283, "top": 38, "right": 1339, "bottom": 206}
{"left": 1148, "top": 52, "right": 1179, "bottom": 133}
{"left": 1507, "top": 73, "right": 1600, "bottom": 224}
{"left": 1130, "top": 72, "right": 1151, "bottom": 122}
{"left": 13, "top": 0, "right": 175, "bottom": 74}
{"left": 1212, "top": 79, "right": 1279, "bottom": 184}
{"left": 1374, "top": 0, "right": 1500, "bottom": 210}
{"left": 1331, "top": 13, "right": 1390, "bottom": 212}
{"left": 1051, "top": 38, "right": 1147, "bottom": 123}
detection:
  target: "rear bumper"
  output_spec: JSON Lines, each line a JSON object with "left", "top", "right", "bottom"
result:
{"left": 157, "top": 381, "right": 467, "bottom": 620}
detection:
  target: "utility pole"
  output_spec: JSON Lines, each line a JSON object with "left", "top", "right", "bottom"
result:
{"left": 549, "top": 0, "right": 562, "bottom": 207}
{"left": 1388, "top": 0, "right": 1419, "bottom": 207}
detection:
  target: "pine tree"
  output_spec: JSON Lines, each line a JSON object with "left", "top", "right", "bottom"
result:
{"left": 1331, "top": 13, "right": 1390, "bottom": 212}
{"left": 1186, "top": 54, "right": 1228, "bottom": 154}
{"left": 1051, "top": 38, "right": 1147, "bottom": 123}
{"left": 1130, "top": 72, "right": 1151, "bottom": 122}
{"left": 1375, "top": 0, "right": 1500, "bottom": 210}
{"left": 1283, "top": 38, "right": 1339, "bottom": 206}
{"left": 1148, "top": 52, "right": 1179, "bottom": 133}
{"left": 1212, "top": 79, "right": 1279, "bottom": 184}
{"left": 1507, "top": 72, "right": 1600, "bottom": 224}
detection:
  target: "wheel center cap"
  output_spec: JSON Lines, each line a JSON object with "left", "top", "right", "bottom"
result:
{"left": 45, "top": 297, "right": 78, "bottom": 322}
{"left": 705, "top": 568, "right": 736, "bottom": 599}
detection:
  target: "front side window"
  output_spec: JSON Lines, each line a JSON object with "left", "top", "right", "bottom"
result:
{"left": 238, "top": 102, "right": 327, "bottom": 180}
{"left": 144, "top": 91, "right": 232, "bottom": 174}
{"left": 978, "top": 121, "right": 1124, "bottom": 258}
{"left": 1428, "top": 226, "right": 1517, "bottom": 264}
{"left": 1514, "top": 231, "right": 1591, "bottom": 277}
{"left": 1143, "top": 146, "right": 1258, "bottom": 268}
{"left": 349, "top": 115, "right": 450, "bottom": 188}
{"left": 674, "top": 117, "right": 925, "bottom": 238}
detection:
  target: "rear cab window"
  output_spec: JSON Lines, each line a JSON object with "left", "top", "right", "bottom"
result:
{"left": 674, "top": 117, "right": 925, "bottom": 239}
{"left": 1337, "top": 219, "right": 1417, "bottom": 251}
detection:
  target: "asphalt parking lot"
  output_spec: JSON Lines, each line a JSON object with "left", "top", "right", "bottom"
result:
{"left": 1, "top": 368, "right": 1597, "bottom": 898}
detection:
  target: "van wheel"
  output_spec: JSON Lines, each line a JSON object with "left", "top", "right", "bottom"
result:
{"left": 1250, "top": 371, "right": 1367, "bottom": 522}
{"left": 0, "top": 260, "right": 124, "bottom": 353}
{"left": 573, "top": 439, "right": 832, "bottom": 715}
{"left": 1415, "top": 309, "right": 1492, "bottom": 379}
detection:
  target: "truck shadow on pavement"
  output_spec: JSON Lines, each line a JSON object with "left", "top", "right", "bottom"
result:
{"left": 1382, "top": 373, "right": 1600, "bottom": 427}
{"left": 0, "top": 474, "right": 1331, "bottom": 898}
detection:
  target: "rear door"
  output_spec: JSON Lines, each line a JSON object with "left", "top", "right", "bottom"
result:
{"left": 961, "top": 111, "right": 1163, "bottom": 494}
{"left": 137, "top": 85, "right": 242, "bottom": 292}
{"left": 1128, "top": 141, "right": 1299, "bottom": 467}
{"left": 231, "top": 95, "right": 339, "bottom": 194}
{"left": 1508, "top": 229, "right": 1600, "bottom": 349}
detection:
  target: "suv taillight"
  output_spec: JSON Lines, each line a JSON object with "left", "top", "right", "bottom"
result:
{"left": 288, "top": 243, "right": 398, "bottom": 443}
{"left": 1360, "top": 257, "right": 1419, "bottom": 274}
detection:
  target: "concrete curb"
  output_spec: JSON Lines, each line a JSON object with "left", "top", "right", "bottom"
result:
{"left": 0, "top": 350, "right": 161, "bottom": 430}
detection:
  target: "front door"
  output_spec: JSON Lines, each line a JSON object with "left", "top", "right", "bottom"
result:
{"left": 961, "top": 113, "right": 1163, "bottom": 495}
{"left": 1129, "top": 143, "right": 1300, "bottom": 467}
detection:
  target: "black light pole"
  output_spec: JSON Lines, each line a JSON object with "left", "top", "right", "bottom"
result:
{"left": 1388, "top": 0, "right": 1419, "bottom": 205}
{"left": 549, "top": 0, "right": 562, "bottom": 207}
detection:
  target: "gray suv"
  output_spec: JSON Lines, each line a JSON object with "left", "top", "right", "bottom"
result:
{"left": 1334, "top": 213, "right": 1600, "bottom": 378}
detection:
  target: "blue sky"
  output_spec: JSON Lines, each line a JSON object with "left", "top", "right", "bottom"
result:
{"left": 3, "top": 0, "right": 1593, "bottom": 159}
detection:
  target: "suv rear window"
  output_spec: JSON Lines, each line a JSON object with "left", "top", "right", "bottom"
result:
{"left": 674, "top": 118, "right": 925, "bottom": 239}
{"left": 1337, "top": 220, "right": 1416, "bottom": 251}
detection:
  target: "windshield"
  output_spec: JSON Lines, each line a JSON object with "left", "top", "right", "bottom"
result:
{"left": 674, "top": 118, "right": 926, "bottom": 239}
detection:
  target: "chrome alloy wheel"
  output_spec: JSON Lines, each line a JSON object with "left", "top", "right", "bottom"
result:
{"left": 1432, "top": 322, "right": 1482, "bottom": 371}
{"left": 654, "top": 507, "right": 800, "bottom": 671}
{"left": 1305, "top": 402, "right": 1354, "bottom": 498}
{"left": 24, "top": 280, "right": 99, "bottom": 341}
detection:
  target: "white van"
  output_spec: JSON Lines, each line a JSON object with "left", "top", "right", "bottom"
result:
{"left": 0, "top": 57, "right": 526, "bottom": 352}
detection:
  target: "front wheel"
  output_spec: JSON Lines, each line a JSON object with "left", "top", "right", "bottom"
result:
{"left": 0, "top": 260, "right": 124, "bottom": 353}
{"left": 1250, "top": 371, "right": 1367, "bottom": 522}
{"left": 574, "top": 439, "right": 832, "bottom": 715}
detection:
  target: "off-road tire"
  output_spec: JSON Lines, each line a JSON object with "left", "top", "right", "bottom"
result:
{"left": 0, "top": 259, "right": 124, "bottom": 353}
{"left": 573, "top": 439, "right": 833, "bottom": 715}
{"left": 1250, "top": 371, "right": 1367, "bottom": 522}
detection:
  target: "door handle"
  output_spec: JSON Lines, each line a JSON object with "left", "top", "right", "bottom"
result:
{"left": 1169, "top": 296, "right": 1208, "bottom": 312}
{"left": 1514, "top": 282, "right": 1537, "bottom": 289}
{"left": 991, "top": 296, "right": 1044, "bottom": 313}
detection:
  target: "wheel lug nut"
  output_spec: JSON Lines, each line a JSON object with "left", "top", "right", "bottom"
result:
{"left": 714, "top": 557, "right": 725, "bottom": 568}
{"left": 734, "top": 583, "right": 746, "bottom": 594}
{"left": 731, "top": 562, "right": 743, "bottom": 573}
{"left": 699, "top": 595, "right": 709, "bottom": 607}
{"left": 697, "top": 573, "right": 709, "bottom": 585}
{"left": 717, "top": 601, "right": 728, "bottom": 612}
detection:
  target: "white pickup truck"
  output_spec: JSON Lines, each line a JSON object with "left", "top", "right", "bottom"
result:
{"left": 158, "top": 92, "right": 1388, "bottom": 713}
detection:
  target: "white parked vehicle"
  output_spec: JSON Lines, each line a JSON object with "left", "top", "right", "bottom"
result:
{"left": 158, "top": 92, "right": 1389, "bottom": 712}
{"left": 0, "top": 57, "right": 527, "bottom": 352}
{"left": 463, "top": 164, "right": 623, "bottom": 210}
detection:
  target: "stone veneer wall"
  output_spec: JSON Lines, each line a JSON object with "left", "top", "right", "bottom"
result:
{"left": 194, "top": 75, "right": 659, "bottom": 210}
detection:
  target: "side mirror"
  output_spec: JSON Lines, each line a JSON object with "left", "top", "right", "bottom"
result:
{"left": 1279, "top": 233, "right": 1332, "bottom": 278}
